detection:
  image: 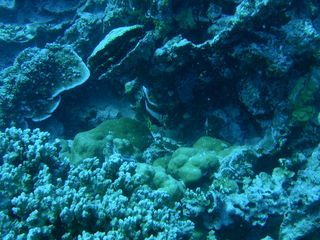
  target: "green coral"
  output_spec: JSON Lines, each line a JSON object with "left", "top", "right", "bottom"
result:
{"left": 168, "top": 147, "right": 219, "bottom": 186}
{"left": 70, "top": 118, "right": 152, "bottom": 165}
{"left": 136, "top": 163, "right": 185, "bottom": 200}
{"left": 193, "top": 136, "right": 230, "bottom": 151}
{"left": 154, "top": 136, "right": 257, "bottom": 187}
{"left": 156, "top": 137, "right": 229, "bottom": 186}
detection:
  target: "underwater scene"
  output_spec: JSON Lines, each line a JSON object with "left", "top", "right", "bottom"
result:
{"left": 1, "top": 0, "right": 320, "bottom": 239}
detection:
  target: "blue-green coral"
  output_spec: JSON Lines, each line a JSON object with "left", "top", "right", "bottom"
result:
{"left": 0, "top": 128, "right": 193, "bottom": 239}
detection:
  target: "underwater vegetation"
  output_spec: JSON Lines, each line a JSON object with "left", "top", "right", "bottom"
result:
{"left": 1, "top": 0, "right": 320, "bottom": 239}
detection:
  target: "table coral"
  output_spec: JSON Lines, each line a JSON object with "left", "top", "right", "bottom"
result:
{"left": 0, "top": 43, "right": 90, "bottom": 128}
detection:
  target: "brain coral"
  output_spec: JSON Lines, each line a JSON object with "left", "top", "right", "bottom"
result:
{"left": 70, "top": 118, "right": 153, "bottom": 166}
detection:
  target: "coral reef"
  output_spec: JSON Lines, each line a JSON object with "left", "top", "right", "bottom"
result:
{"left": 1, "top": 0, "right": 320, "bottom": 239}
{"left": 0, "top": 128, "right": 193, "bottom": 239}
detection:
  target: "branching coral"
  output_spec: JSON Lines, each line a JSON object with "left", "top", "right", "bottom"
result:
{"left": 0, "top": 127, "right": 193, "bottom": 240}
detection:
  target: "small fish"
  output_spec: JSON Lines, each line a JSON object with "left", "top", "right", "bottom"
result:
{"left": 142, "top": 86, "right": 167, "bottom": 124}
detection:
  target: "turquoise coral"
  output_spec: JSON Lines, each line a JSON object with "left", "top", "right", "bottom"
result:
{"left": 0, "top": 127, "right": 194, "bottom": 239}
